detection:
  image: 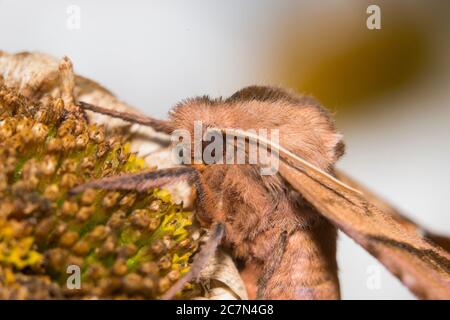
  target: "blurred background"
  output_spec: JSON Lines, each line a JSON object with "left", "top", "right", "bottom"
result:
{"left": 1, "top": 0, "right": 449, "bottom": 299}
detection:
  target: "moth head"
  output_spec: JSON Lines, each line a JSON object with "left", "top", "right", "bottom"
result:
{"left": 168, "top": 97, "right": 226, "bottom": 166}
{"left": 168, "top": 89, "right": 345, "bottom": 171}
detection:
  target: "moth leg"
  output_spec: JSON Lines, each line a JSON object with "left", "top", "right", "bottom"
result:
{"left": 256, "top": 231, "right": 288, "bottom": 299}
{"left": 77, "top": 101, "right": 172, "bottom": 134}
{"left": 71, "top": 167, "right": 224, "bottom": 298}
{"left": 161, "top": 222, "right": 225, "bottom": 300}
{"left": 71, "top": 166, "right": 217, "bottom": 224}
{"left": 70, "top": 167, "right": 195, "bottom": 194}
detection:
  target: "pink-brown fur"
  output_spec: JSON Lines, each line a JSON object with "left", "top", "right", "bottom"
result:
{"left": 168, "top": 87, "right": 343, "bottom": 299}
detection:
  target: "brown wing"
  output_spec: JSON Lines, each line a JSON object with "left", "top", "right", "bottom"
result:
{"left": 335, "top": 170, "right": 450, "bottom": 253}
{"left": 213, "top": 127, "right": 450, "bottom": 300}
{"left": 279, "top": 159, "right": 450, "bottom": 300}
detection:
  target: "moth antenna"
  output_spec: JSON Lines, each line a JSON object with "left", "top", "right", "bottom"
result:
{"left": 209, "top": 127, "right": 362, "bottom": 196}
{"left": 161, "top": 222, "right": 225, "bottom": 300}
{"left": 77, "top": 101, "right": 173, "bottom": 134}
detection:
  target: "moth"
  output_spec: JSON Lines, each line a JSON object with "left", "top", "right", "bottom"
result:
{"left": 71, "top": 86, "right": 450, "bottom": 300}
